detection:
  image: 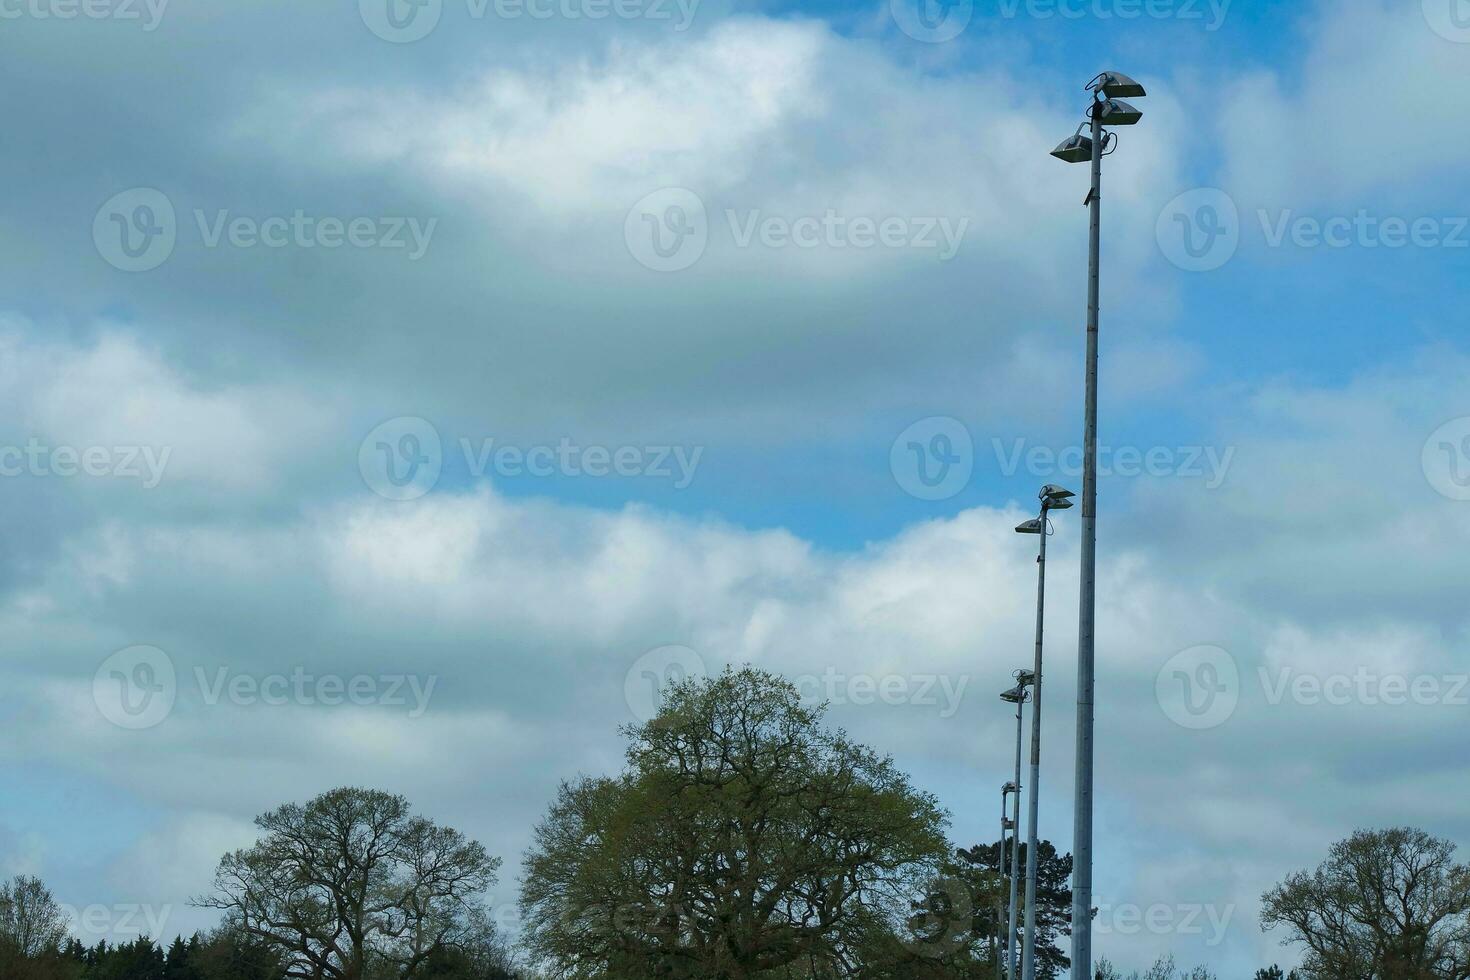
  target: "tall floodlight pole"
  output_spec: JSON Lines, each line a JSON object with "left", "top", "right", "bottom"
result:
{"left": 1015, "top": 486, "right": 1074, "bottom": 980}
{"left": 1000, "top": 676, "right": 1033, "bottom": 979}
{"left": 1050, "top": 71, "right": 1147, "bottom": 980}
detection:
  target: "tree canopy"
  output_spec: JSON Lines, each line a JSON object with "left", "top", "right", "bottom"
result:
{"left": 1261, "top": 826, "right": 1470, "bottom": 980}
{"left": 197, "top": 787, "right": 506, "bottom": 980}
{"left": 519, "top": 666, "right": 956, "bottom": 978}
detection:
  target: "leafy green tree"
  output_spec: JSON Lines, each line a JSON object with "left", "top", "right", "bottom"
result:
{"left": 950, "top": 839, "right": 1072, "bottom": 979}
{"left": 189, "top": 926, "right": 287, "bottom": 980}
{"left": 197, "top": 788, "right": 503, "bottom": 980}
{"left": 88, "top": 935, "right": 166, "bottom": 980}
{"left": 1253, "top": 967, "right": 1301, "bottom": 980}
{"left": 519, "top": 667, "right": 953, "bottom": 979}
{"left": 1261, "top": 827, "right": 1470, "bottom": 980}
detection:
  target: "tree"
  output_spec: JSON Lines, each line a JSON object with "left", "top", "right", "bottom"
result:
{"left": 1092, "top": 956, "right": 1216, "bottom": 980}
{"left": 0, "top": 875, "right": 70, "bottom": 960}
{"left": 188, "top": 926, "right": 288, "bottom": 980}
{"left": 197, "top": 787, "right": 502, "bottom": 980}
{"left": 1261, "top": 827, "right": 1470, "bottom": 980}
{"left": 519, "top": 667, "right": 953, "bottom": 979}
{"left": 1253, "top": 967, "right": 1301, "bottom": 980}
{"left": 950, "top": 839, "right": 1072, "bottom": 978}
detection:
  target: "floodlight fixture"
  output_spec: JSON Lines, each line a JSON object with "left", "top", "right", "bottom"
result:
{"left": 1051, "top": 133, "right": 1094, "bottom": 164}
{"left": 1089, "top": 71, "right": 1147, "bottom": 99}
{"left": 1095, "top": 98, "right": 1143, "bottom": 126}
{"left": 1015, "top": 519, "right": 1044, "bottom": 535}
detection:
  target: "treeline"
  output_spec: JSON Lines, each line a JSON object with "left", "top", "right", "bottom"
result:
{"left": 5, "top": 668, "right": 1467, "bottom": 979}
{"left": 0, "top": 923, "right": 287, "bottom": 980}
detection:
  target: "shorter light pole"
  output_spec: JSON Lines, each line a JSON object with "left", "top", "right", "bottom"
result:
{"left": 997, "top": 787, "right": 1012, "bottom": 980}
{"left": 1015, "top": 485, "right": 1074, "bottom": 980}
{"left": 999, "top": 674, "right": 1032, "bottom": 978}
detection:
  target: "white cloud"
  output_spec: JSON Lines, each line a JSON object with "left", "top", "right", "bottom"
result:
{"left": 1220, "top": 0, "right": 1470, "bottom": 208}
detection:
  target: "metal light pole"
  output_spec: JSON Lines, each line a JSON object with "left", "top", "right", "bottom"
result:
{"left": 1000, "top": 676, "right": 1032, "bottom": 979}
{"left": 1050, "top": 71, "right": 1147, "bottom": 980}
{"left": 998, "top": 787, "right": 1012, "bottom": 980}
{"left": 1015, "top": 487, "right": 1073, "bottom": 980}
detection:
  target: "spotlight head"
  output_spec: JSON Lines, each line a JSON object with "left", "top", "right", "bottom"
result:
{"left": 1040, "top": 484, "right": 1076, "bottom": 502}
{"left": 1015, "top": 669, "right": 1036, "bottom": 686}
{"left": 1091, "top": 71, "right": 1147, "bottom": 99}
{"left": 1000, "top": 683, "right": 1028, "bottom": 703}
{"left": 1051, "top": 133, "right": 1094, "bottom": 164}
{"left": 1096, "top": 98, "right": 1143, "bottom": 126}
{"left": 1003, "top": 781, "right": 1019, "bottom": 794}
{"left": 1015, "top": 519, "right": 1044, "bottom": 535}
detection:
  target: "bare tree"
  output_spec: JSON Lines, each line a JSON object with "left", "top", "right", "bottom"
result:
{"left": 0, "top": 875, "right": 68, "bottom": 960}
{"left": 197, "top": 787, "right": 502, "bottom": 980}
{"left": 1261, "top": 827, "right": 1470, "bottom": 980}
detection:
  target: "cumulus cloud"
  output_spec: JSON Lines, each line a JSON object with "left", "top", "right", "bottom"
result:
{"left": 1219, "top": 0, "right": 1470, "bottom": 208}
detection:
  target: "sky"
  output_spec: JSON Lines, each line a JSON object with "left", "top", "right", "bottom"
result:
{"left": 1, "top": 0, "right": 1469, "bottom": 974}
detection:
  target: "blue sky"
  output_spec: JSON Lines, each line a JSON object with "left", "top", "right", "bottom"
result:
{"left": 2, "top": 0, "right": 1469, "bottom": 976}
